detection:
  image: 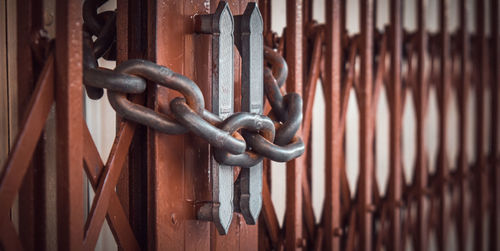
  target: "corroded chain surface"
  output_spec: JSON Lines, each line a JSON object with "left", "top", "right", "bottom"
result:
{"left": 82, "top": 0, "right": 304, "bottom": 167}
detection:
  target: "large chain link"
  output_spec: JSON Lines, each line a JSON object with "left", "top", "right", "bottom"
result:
{"left": 82, "top": 0, "right": 304, "bottom": 167}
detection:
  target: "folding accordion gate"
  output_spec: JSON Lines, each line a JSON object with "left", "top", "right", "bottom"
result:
{"left": 0, "top": 0, "right": 499, "bottom": 250}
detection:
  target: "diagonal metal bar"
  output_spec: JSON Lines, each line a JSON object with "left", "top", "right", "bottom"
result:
{"left": 0, "top": 54, "right": 54, "bottom": 228}
{"left": 345, "top": 210, "right": 357, "bottom": 251}
{"left": 371, "top": 34, "right": 387, "bottom": 113}
{"left": 375, "top": 204, "right": 388, "bottom": 251}
{"left": 301, "top": 171, "right": 316, "bottom": 240}
{"left": 83, "top": 121, "right": 136, "bottom": 250}
{"left": 338, "top": 41, "right": 358, "bottom": 135}
{"left": 340, "top": 155, "right": 352, "bottom": 217}
{"left": 261, "top": 168, "right": 281, "bottom": 249}
{"left": 313, "top": 227, "right": 323, "bottom": 251}
{"left": 302, "top": 30, "right": 324, "bottom": 147}
{"left": 82, "top": 123, "right": 140, "bottom": 251}
{"left": 300, "top": 28, "right": 324, "bottom": 243}
{"left": 0, "top": 220, "right": 23, "bottom": 250}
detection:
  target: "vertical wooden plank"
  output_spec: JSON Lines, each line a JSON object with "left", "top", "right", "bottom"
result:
{"left": 415, "top": 1, "right": 428, "bottom": 250}
{"left": 324, "top": 0, "right": 342, "bottom": 250}
{"left": 359, "top": 0, "right": 374, "bottom": 250}
{"left": 55, "top": 0, "right": 83, "bottom": 250}
{"left": 388, "top": 0, "right": 402, "bottom": 250}
{"left": 489, "top": 0, "right": 500, "bottom": 250}
{"left": 457, "top": 0, "right": 469, "bottom": 250}
{"left": 437, "top": 0, "right": 450, "bottom": 250}
{"left": 475, "top": 0, "right": 487, "bottom": 250}
{"left": 285, "top": 0, "right": 304, "bottom": 249}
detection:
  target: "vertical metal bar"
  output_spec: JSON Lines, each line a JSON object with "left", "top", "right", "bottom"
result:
{"left": 457, "top": 0, "right": 469, "bottom": 250}
{"left": 55, "top": 0, "right": 83, "bottom": 250}
{"left": 15, "top": 0, "right": 48, "bottom": 248}
{"left": 437, "top": 0, "right": 450, "bottom": 250}
{"left": 302, "top": 0, "right": 313, "bottom": 218}
{"left": 389, "top": 0, "right": 402, "bottom": 250}
{"left": 359, "top": 0, "right": 374, "bottom": 250}
{"left": 415, "top": 1, "right": 428, "bottom": 250}
{"left": 489, "top": 0, "right": 500, "bottom": 250}
{"left": 197, "top": 2, "right": 235, "bottom": 235}
{"left": 475, "top": 0, "right": 487, "bottom": 250}
{"left": 259, "top": 0, "right": 271, "bottom": 35}
{"left": 324, "top": 0, "right": 342, "bottom": 250}
{"left": 285, "top": 0, "right": 304, "bottom": 249}
{"left": 234, "top": 2, "right": 264, "bottom": 225}
{"left": 0, "top": 0, "right": 8, "bottom": 167}
{"left": 115, "top": 0, "right": 148, "bottom": 248}
{"left": 231, "top": 0, "right": 260, "bottom": 249}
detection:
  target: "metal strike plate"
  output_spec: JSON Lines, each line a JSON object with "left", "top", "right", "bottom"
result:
{"left": 233, "top": 3, "right": 264, "bottom": 225}
{"left": 195, "top": 1, "right": 235, "bottom": 235}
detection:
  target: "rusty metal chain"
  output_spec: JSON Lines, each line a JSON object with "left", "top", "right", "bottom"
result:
{"left": 82, "top": 0, "right": 304, "bottom": 167}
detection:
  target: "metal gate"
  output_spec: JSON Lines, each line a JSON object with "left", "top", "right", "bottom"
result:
{"left": 0, "top": 0, "right": 499, "bottom": 250}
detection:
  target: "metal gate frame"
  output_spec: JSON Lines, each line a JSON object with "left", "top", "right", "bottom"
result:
{"left": 0, "top": 0, "right": 499, "bottom": 250}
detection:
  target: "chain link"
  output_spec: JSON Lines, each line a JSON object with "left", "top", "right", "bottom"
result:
{"left": 82, "top": 0, "right": 304, "bottom": 167}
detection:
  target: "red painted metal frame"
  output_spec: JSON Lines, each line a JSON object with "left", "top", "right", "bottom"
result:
{"left": 54, "top": 1, "right": 84, "bottom": 249}
{"left": 490, "top": 0, "right": 500, "bottom": 250}
{"left": 358, "top": 1, "right": 374, "bottom": 250}
{"left": 1, "top": 0, "right": 499, "bottom": 250}
{"left": 388, "top": 0, "right": 402, "bottom": 250}
{"left": 0, "top": 53, "right": 54, "bottom": 250}
{"left": 324, "top": 0, "right": 342, "bottom": 250}
{"left": 285, "top": 0, "right": 305, "bottom": 250}
{"left": 457, "top": 0, "right": 469, "bottom": 250}
{"left": 436, "top": 0, "right": 450, "bottom": 249}
{"left": 414, "top": 0, "right": 429, "bottom": 250}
